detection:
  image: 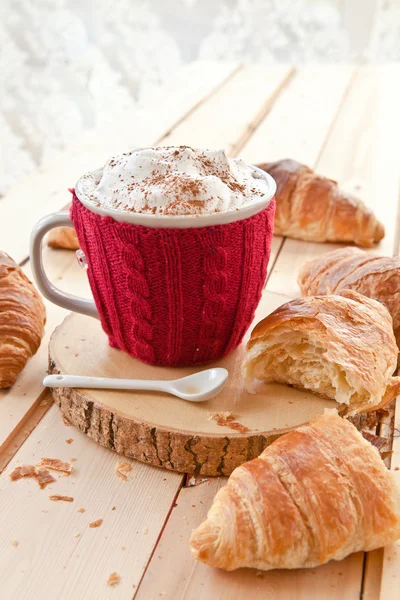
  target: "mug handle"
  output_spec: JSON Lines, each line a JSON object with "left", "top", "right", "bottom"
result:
{"left": 30, "top": 212, "right": 99, "bottom": 319}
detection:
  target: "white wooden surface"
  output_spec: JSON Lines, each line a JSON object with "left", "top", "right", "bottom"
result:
{"left": 0, "top": 63, "right": 399, "bottom": 600}
{"left": 0, "top": 407, "right": 183, "bottom": 599}
{"left": 267, "top": 65, "right": 400, "bottom": 301}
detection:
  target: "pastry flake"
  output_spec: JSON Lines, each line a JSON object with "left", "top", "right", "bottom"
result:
{"left": 49, "top": 495, "right": 74, "bottom": 502}
{"left": 243, "top": 291, "right": 400, "bottom": 414}
{"left": 89, "top": 519, "right": 103, "bottom": 528}
{"left": 107, "top": 572, "right": 120, "bottom": 587}
{"left": 39, "top": 458, "right": 73, "bottom": 474}
{"left": 115, "top": 462, "right": 132, "bottom": 481}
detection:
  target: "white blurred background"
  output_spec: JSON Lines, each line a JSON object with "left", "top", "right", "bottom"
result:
{"left": 1, "top": 0, "right": 399, "bottom": 195}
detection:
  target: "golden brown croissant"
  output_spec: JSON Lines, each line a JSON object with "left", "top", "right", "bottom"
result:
{"left": 0, "top": 252, "right": 46, "bottom": 388}
{"left": 190, "top": 410, "right": 400, "bottom": 571}
{"left": 47, "top": 227, "right": 79, "bottom": 250}
{"left": 298, "top": 247, "right": 400, "bottom": 348}
{"left": 243, "top": 290, "right": 400, "bottom": 414}
{"left": 257, "top": 159, "right": 384, "bottom": 247}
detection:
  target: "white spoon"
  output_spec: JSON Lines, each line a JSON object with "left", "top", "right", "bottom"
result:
{"left": 43, "top": 368, "right": 228, "bottom": 403}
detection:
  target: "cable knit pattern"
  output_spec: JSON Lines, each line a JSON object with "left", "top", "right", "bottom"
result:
{"left": 227, "top": 199, "right": 276, "bottom": 351}
{"left": 70, "top": 194, "right": 275, "bottom": 366}
{"left": 159, "top": 232, "right": 184, "bottom": 365}
{"left": 120, "top": 231, "right": 155, "bottom": 363}
{"left": 195, "top": 227, "right": 229, "bottom": 364}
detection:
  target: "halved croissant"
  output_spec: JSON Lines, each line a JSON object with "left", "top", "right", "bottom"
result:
{"left": 298, "top": 247, "right": 400, "bottom": 348}
{"left": 243, "top": 290, "right": 400, "bottom": 414}
{"left": 47, "top": 227, "right": 79, "bottom": 250}
{"left": 0, "top": 252, "right": 46, "bottom": 388}
{"left": 190, "top": 409, "right": 400, "bottom": 571}
{"left": 257, "top": 159, "right": 384, "bottom": 247}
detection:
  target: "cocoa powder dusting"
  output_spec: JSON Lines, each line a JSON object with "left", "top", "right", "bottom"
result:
{"left": 95, "top": 146, "right": 263, "bottom": 216}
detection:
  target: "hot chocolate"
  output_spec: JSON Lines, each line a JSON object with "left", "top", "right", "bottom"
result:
{"left": 84, "top": 146, "right": 270, "bottom": 216}
{"left": 31, "top": 145, "right": 277, "bottom": 367}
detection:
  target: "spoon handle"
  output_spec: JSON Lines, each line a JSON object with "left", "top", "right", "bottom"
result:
{"left": 43, "top": 374, "right": 168, "bottom": 393}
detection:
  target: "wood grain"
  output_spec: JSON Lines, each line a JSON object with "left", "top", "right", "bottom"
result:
{"left": 240, "top": 65, "right": 355, "bottom": 288}
{"left": 267, "top": 65, "right": 400, "bottom": 301}
{"left": 0, "top": 405, "right": 182, "bottom": 599}
{"left": 313, "top": 65, "right": 400, "bottom": 255}
{"left": 362, "top": 550, "right": 383, "bottom": 600}
{"left": 162, "top": 64, "right": 294, "bottom": 153}
{"left": 47, "top": 293, "right": 336, "bottom": 476}
{"left": 239, "top": 65, "right": 355, "bottom": 165}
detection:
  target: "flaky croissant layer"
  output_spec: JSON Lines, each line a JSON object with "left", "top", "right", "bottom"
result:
{"left": 243, "top": 290, "right": 400, "bottom": 414}
{"left": 298, "top": 246, "right": 400, "bottom": 349}
{"left": 190, "top": 410, "right": 400, "bottom": 571}
{"left": 257, "top": 159, "right": 384, "bottom": 247}
{"left": 0, "top": 251, "right": 46, "bottom": 388}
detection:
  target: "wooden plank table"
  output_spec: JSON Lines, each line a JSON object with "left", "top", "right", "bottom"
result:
{"left": 1, "top": 62, "right": 400, "bottom": 599}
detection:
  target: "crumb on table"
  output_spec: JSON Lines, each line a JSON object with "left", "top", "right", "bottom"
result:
{"left": 89, "top": 519, "right": 103, "bottom": 528}
{"left": 9, "top": 465, "right": 56, "bottom": 489}
{"left": 116, "top": 462, "right": 132, "bottom": 480}
{"left": 49, "top": 495, "right": 74, "bottom": 502}
{"left": 39, "top": 458, "right": 73, "bottom": 474}
{"left": 107, "top": 572, "right": 120, "bottom": 587}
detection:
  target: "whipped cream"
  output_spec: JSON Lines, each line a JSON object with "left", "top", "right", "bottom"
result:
{"left": 89, "top": 146, "right": 269, "bottom": 216}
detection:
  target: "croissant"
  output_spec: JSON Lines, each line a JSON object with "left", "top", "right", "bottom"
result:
{"left": 298, "top": 247, "right": 400, "bottom": 348}
{"left": 257, "top": 159, "right": 384, "bottom": 247}
{"left": 243, "top": 290, "right": 400, "bottom": 414}
{"left": 47, "top": 227, "right": 79, "bottom": 250}
{"left": 0, "top": 252, "right": 46, "bottom": 388}
{"left": 190, "top": 409, "right": 400, "bottom": 571}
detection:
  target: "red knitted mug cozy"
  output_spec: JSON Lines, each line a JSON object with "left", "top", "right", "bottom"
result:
{"left": 70, "top": 193, "right": 276, "bottom": 366}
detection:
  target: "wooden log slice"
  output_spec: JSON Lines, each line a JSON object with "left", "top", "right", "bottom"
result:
{"left": 48, "top": 313, "right": 338, "bottom": 476}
